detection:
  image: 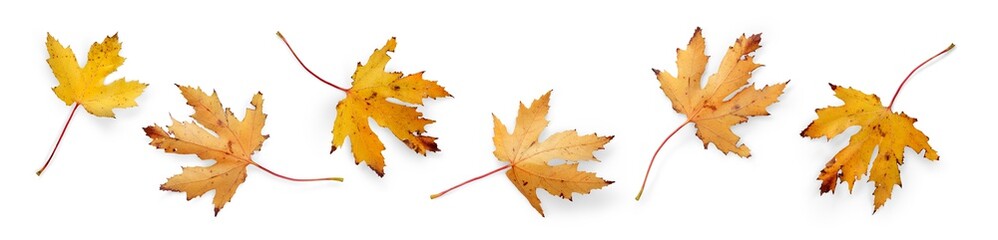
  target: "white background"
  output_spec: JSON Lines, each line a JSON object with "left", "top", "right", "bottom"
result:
{"left": 1, "top": 0, "right": 993, "bottom": 239}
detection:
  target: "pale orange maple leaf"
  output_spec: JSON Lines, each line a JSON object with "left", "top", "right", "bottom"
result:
{"left": 145, "top": 85, "right": 341, "bottom": 215}
{"left": 637, "top": 27, "right": 789, "bottom": 200}
{"left": 431, "top": 91, "right": 613, "bottom": 217}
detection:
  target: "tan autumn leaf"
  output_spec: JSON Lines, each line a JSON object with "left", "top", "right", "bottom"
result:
{"left": 654, "top": 27, "right": 788, "bottom": 156}
{"left": 145, "top": 85, "right": 340, "bottom": 215}
{"left": 801, "top": 44, "right": 953, "bottom": 212}
{"left": 277, "top": 33, "right": 450, "bottom": 177}
{"left": 432, "top": 91, "right": 613, "bottom": 217}
{"left": 38, "top": 33, "right": 148, "bottom": 176}
{"left": 637, "top": 27, "right": 788, "bottom": 200}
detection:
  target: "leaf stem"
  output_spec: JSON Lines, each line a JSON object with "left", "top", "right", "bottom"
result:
{"left": 430, "top": 165, "right": 511, "bottom": 199}
{"left": 37, "top": 103, "right": 80, "bottom": 176}
{"left": 275, "top": 31, "right": 350, "bottom": 92}
{"left": 887, "top": 43, "right": 955, "bottom": 110}
{"left": 636, "top": 120, "right": 691, "bottom": 200}
{"left": 250, "top": 162, "right": 344, "bottom": 182}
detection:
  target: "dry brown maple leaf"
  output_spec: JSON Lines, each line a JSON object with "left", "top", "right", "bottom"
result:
{"left": 38, "top": 33, "right": 147, "bottom": 175}
{"left": 145, "top": 85, "right": 341, "bottom": 216}
{"left": 802, "top": 44, "right": 953, "bottom": 212}
{"left": 430, "top": 91, "right": 613, "bottom": 217}
{"left": 277, "top": 32, "right": 450, "bottom": 177}
{"left": 636, "top": 27, "right": 789, "bottom": 200}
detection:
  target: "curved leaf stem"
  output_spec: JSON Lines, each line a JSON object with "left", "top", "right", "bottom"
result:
{"left": 37, "top": 103, "right": 80, "bottom": 176}
{"left": 636, "top": 120, "right": 691, "bottom": 200}
{"left": 251, "top": 162, "right": 343, "bottom": 182}
{"left": 276, "top": 31, "right": 350, "bottom": 92}
{"left": 887, "top": 44, "right": 955, "bottom": 110}
{"left": 430, "top": 165, "right": 511, "bottom": 199}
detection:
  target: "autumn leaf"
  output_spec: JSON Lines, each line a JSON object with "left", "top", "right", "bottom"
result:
{"left": 802, "top": 44, "right": 953, "bottom": 212}
{"left": 145, "top": 85, "right": 341, "bottom": 216}
{"left": 38, "top": 33, "right": 148, "bottom": 175}
{"left": 431, "top": 91, "right": 613, "bottom": 217}
{"left": 277, "top": 32, "right": 450, "bottom": 177}
{"left": 636, "top": 28, "right": 789, "bottom": 200}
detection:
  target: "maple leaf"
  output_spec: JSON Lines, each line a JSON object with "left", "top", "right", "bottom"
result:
{"left": 431, "top": 91, "right": 613, "bottom": 217}
{"left": 38, "top": 33, "right": 147, "bottom": 175}
{"left": 277, "top": 32, "right": 450, "bottom": 177}
{"left": 46, "top": 33, "right": 147, "bottom": 117}
{"left": 637, "top": 28, "right": 789, "bottom": 200}
{"left": 802, "top": 44, "right": 953, "bottom": 212}
{"left": 145, "top": 85, "right": 341, "bottom": 216}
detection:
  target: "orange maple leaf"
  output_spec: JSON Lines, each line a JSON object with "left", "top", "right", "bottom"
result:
{"left": 637, "top": 28, "right": 789, "bottom": 200}
{"left": 145, "top": 85, "right": 341, "bottom": 215}
{"left": 277, "top": 32, "right": 450, "bottom": 177}
{"left": 802, "top": 44, "right": 953, "bottom": 212}
{"left": 431, "top": 91, "right": 613, "bottom": 217}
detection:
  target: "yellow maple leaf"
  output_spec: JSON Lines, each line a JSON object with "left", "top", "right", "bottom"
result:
{"left": 802, "top": 44, "right": 953, "bottom": 212}
{"left": 637, "top": 28, "right": 788, "bottom": 200}
{"left": 38, "top": 33, "right": 147, "bottom": 175}
{"left": 145, "top": 85, "right": 341, "bottom": 216}
{"left": 277, "top": 32, "right": 450, "bottom": 177}
{"left": 46, "top": 33, "right": 146, "bottom": 117}
{"left": 431, "top": 91, "right": 613, "bottom": 217}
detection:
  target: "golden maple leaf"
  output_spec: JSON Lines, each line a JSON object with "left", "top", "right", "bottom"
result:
{"left": 801, "top": 44, "right": 953, "bottom": 212}
{"left": 145, "top": 85, "right": 341, "bottom": 215}
{"left": 46, "top": 33, "right": 147, "bottom": 117}
{"left": 801, "top": 85, "right": 938, "bottom": 212}
{"left": 38, "top": 33, "right": 147, "bottom": 175}
{"left": 637, "top": 28, "right": 788, "bottom": 200}
{"left": 277, "top": 33, "right": 450, "bottom": 177}
{"left": 431, "top": 91, "right": 613, "bottom": 217}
